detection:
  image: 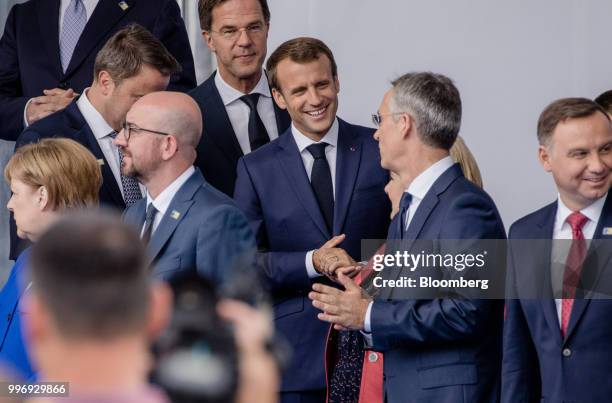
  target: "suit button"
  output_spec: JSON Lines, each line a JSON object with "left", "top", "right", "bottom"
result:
{"left": 562, "top": 348, "right": 572, "bottom": 357}
{"left": 59, "top": 81, "right": 68, "bottom": 90}
{"left": 368, "top": 352, "right": 378, "bottom": 362}
{"left": 6, "top": 313, "right": 11, "bottom": 322}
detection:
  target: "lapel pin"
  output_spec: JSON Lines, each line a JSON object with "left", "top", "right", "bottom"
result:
{"left": 603, "top": 227, "right": 612, "bottom": 236}
{"left": 96, "top": 159, "right": 105, "bottom": 166}
{"left": 118, "top": 1, "right": 129, "bottom": 11}
{"left": 170, "top": 210, "right": 181, "bottom": 220}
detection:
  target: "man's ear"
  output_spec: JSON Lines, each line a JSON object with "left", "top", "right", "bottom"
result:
{"left": 272, "top": 88, "right": 287, "bottom": 110}
{"left": 146, "top": 282, "right": 173, "bottom": 340}
{"left": 399, "top": 112, "right": 413, "bottom": 139}
{"left": 538, "top": 144, "right": 552, "bottom": 172}
{"left": 37, "top": 186, "right": 49, "bottom": 211}
{"left": 203, "top": 31, "right": 215, "bottom": 53}
{"left": 97, "top": 70, "right": 115, "bottom": 96}
{"left": 161, "top": 135, "right": 179, "bottom": 161}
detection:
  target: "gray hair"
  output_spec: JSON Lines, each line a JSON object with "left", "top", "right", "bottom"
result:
{"left": 390, "top": 72, "right": 461, "bottom": 150}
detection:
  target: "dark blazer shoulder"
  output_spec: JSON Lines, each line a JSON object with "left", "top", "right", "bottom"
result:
{"left": 509, "top": 201, "right": 557, "bottom": 239}
{"left": 189, "top": 72, "right": 217, "bottom": 104}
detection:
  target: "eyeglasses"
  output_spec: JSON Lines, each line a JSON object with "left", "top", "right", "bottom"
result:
{"left": 371, "top": 112, "right": 405, "bottom": 128}
{"left": 208, "top": 22, "right": 266, "bottom": 41}
{"left": 121, "top": 121, "right": 171, "bottom": 141}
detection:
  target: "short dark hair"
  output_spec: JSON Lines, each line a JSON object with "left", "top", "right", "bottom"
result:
{"left": 93, "top": 24, "right": 180, "bottom": 84}
{"left": 390, "top": 72, "right": 462, "bottom": 150}
{"left": 198, "top": 0, "right": 270, "bottom": 31}
{"left": 30, "top": 211, "right": 150, "bottom": 339}
{"left": 266, "top": 37, "right": 338, "bottom": 91}
{"left": 595, "top": 90, "right": 612, "bottom": 115}
{"left": 537, "top": 97, "right": 609, "bottom": 145}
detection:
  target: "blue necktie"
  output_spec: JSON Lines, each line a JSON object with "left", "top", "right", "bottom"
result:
{"left": 109, "top": 131, "right": 143, "bottom": 207}
{"left": 141, "top": 202, "right": 158, "bottom": 244}
{"left": 60, "top": 0, "right": 87, "bottom": 72}
{"left": 397, "top": 192, "right": 413, "bottom": 239}
{"left": 307, "top": 142, "right": 334, "bottom": 233}
{"left": 240, "top": 94, "right": 270, "bottom": 151}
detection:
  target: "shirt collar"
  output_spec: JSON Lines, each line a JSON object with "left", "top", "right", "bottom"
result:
{"left": 406, "top": 156, "right": 454, "bottom": 201}
{"left": 214, "top": 70, "right": 271, "bottom": 106}
{"left": 76, "top": 88, "right": 115, "bottom": 139}
{"left": 555, "top": 192, "right": 607, "bottom": 230}
{"left": 146, "top": 166, "right": 195, "bottom": 216}
{"left": 291, "top": 118, "right": 339, "bottom": 153}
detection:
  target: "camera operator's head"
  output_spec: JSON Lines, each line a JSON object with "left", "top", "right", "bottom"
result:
{"left": 23, "top": 211, "right": 172, "bottom": 397}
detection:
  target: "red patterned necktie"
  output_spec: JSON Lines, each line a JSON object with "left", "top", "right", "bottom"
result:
{"left": 560, "top": 211, "right": 588, "bottom": 337}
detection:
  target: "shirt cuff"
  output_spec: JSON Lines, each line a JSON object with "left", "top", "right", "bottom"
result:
{"left": 361, "top": 301, "right": 374, "bottom": 346}
{"left": 23, "top": 98, "right": 34, "bottom": 127}
{"left": 305, "top": 250, "right": 322, "bottom": 278}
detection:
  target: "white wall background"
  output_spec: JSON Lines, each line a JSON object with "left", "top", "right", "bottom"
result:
{"left": 267, "top": 0, "right": 612, "bottom": 227}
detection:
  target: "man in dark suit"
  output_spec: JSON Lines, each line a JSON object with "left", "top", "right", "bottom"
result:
{"left": 234, "top": 38, "right": 390, "bottom": 403}
{"left": 12, "top": 24, "right": 178, "bottom": 260}
{"left": 310, "top": 72, "right": 506, "bottom": 403}
{"left": 0, "top": 0, "right": 196, "bottom": 142}
{"left": 189, "top": 0, "right": 290, "bottom": 196}
{"left": 119, "top": 91, "right": 255, "bottom": 284}
{"left": 502, "top": 98, "right": 612, "bottom": 403}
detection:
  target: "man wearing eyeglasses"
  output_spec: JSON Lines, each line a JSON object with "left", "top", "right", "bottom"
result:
{"left": 189, "top": 0, "right": 291, "bottom": 197}
{"left": 117, "top": 91, "right": 256, "bottom": 283}
{"left": 13, "top": 24, "right": 178, "bottom": 258}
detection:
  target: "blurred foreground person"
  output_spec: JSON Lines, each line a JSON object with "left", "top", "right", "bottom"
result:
{"left": 0, "top": 139, "right": 101, "bottom": 380}
{"left": 24, "top": 212, "right": 172, "bottom": 403}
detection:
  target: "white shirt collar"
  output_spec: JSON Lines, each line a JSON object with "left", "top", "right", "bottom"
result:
{"left": 555, "top": 193, "right": 607, "bottom": 232}
{"left": 146, "top": 166, "right": 195, "bottom": 216}
{"left": 291, "top": 118, "right": 339, "bottom": 153}
{"left": 214, "top": 70, "right": 271, "bottom": 106}
{"left": 76, "top": 88, "right": 115, "bottom": 138}
{"left": 406, "top": 156, "right": 455, "bottom": 201}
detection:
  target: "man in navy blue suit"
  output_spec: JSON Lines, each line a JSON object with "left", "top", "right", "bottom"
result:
{"left": 12, "top": 24, "right": 178, "bottom": 260}
{"left": 310, "top": 72, "right": 506, "bottom": 403}
{"left": 189, "top": 0, "right": 290, "bottom": 196}
{"left": 119, "top": 91, "right": 255, "bottom": 285}
{"left": 502, "top": 98, "right": 612, "bottom": 402}
{"left": 233, "top": 38, "right": 390, "bottom": 403}
{"left": 0, "top": 0, "right": 196, "bottom": 142}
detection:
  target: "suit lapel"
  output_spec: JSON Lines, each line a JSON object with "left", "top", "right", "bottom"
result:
{"left": 333, "top": 119, "right": 362, "bottom": 234}
{"left": 64, "top": 0, "right": 135, "bottom": 78}
{"left": 276, "top": 131, "right": 330, "bottom": 239}
{"left": 564, "top": 193, "right": 612, "bottom": 342}
{"left": 148, "top": 170, "right": 200, "bottom": 261}
{"left": 37, "top": 0, "right": 63, "bottom": 78}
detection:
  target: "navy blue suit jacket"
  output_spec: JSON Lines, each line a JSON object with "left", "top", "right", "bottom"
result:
{"left": 0, "top": 0, "right": 196, "bottom": 141}
{"left": 123, "top": 169, "right": 256, "bottom": 285}
{"left": 233, "top": 119, "right": 391, "bottom": 392}
{"left": 188, "top": 72, "right": 291, "bottom": 197}
{"left": 370, "top": 164, "right": 506, "bottom": 403}
{"left": 10, "top": 100, "right": 125, "bottom": 260}
{"left": 502, "top": 193, "right": 612, "bottom": 403}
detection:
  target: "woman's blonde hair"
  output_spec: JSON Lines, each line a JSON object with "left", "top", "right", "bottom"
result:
{"left": 5, "top": 138, "right": 102, "bottom": 209}
{"left": 450, "top": 136, "right": 483, "bottom": 188}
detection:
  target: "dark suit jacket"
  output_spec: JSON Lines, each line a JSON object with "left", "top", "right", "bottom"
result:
{"left": 123, "top": 169, "right": 256, "bottom": 285}
{"left": 370, "top": 164, "right": 506, "bottom": 403}
{"left": 502, "top": 194, "right": 612, "bottom": 403}
{"left": 0, "top": 0, "right": 196, "bottom": 141}
{"left": 233, "top": 119, "right": 391, "bottom": 392}
{"left": 189, "top": 71, "right": 291, "bottom": 197}
{"left": 10, "top": 99, "right": 125, "bottom": 259}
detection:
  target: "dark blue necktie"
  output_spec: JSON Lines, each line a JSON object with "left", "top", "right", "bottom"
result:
{"left": 397, "top": 191, "right": 413, "bottom": 239}
{"left": 306, "top": 142, "right": 333, "bottom": 233}
{"left": 239, "top": 93, "right": 270, "bottom": 151}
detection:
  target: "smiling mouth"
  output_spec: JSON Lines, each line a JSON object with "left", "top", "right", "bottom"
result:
{"left": 306, "top": 106, "right": 327, "bottom": 118}
{"left": 584, "top": 175, "right": 608, "bottom": 184}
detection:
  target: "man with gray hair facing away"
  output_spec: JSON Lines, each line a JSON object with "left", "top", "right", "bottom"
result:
{"left": 310, "top": 72, "right": 506, "bottom": 403}
{"left": 117, "top": 91, "right": 255, "bottom": 284}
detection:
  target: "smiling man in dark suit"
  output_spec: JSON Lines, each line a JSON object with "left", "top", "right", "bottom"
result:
{"left": 0, "top": 0, "right": 195, "bottom": 143}
{"left": 234, "top": 38, "right": 390, "bottom": 403}
{"left": 189, "top": 0, "right": 290, "bottom": 196}
{"left": 502, "top": 98, "right": 612, "bottom": 403}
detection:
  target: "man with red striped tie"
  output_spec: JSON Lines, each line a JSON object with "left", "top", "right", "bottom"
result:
{"left": 502, "top": 97, "right": 612, "bottom": 402}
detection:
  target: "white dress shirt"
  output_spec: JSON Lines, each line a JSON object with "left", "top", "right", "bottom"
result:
{"left": 287, "top": 119, "right": 340, "bottom": 278}
{"left": 76, "top": 89, "right": 144, "bottom": 198}
{"left": 364, "top": 156, "right": 455, "bottom": 335}
{"left": 551, "top": 193, "right": 605, "bottom": 324}
{"left": 142, "top": 166, "right": 195, "bottom": 236}
{"left": 214, "top": 71, "right": 279, "bottom": 154}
